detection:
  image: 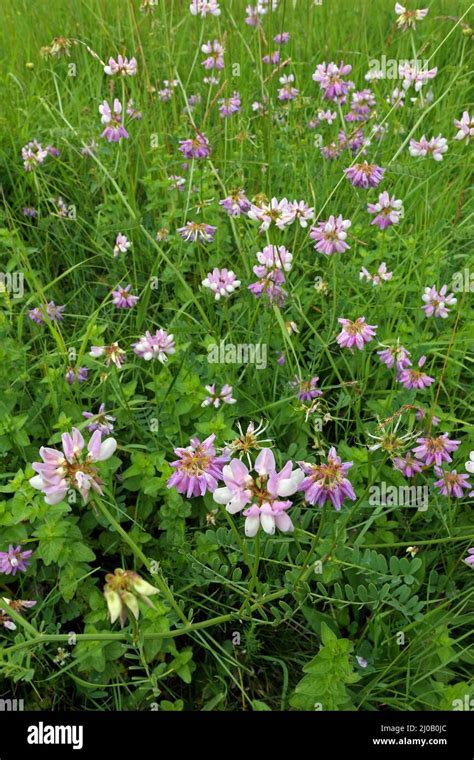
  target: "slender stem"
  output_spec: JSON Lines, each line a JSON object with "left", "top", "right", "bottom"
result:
{"left": 95, "top": 496, "right": 189, "bottom": 626}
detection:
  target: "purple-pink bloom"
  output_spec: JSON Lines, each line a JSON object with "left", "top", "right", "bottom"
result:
{"left": 274, "top": 32, "right": 290, "bottom": 44}
{"left": 247, "top": 197, "right": 291, "bottom": 231}
{"left": 219, "top": 91, "right": 241, "bottom": 118}
{"left": 90, "top": 342, "right": 126, "bottom": 369}
{"left": 202, "top": 384, "right": 236, "bottom": 408}
{"left": 393, "top": 454, "right": 423, "bottom": 478}
{"left": 433, "top": 467, "right": 471, "bottom": 498}
{"left": 99, "top": 99, "right": 129, "bottom": 142}
{"left": 454, "top": 112, "right": 474, "bottom": 143}
{"left": 248, "top": 245, "right": 292, "bottom": 306}
{"left": 113, "top": 233, "right": 131, "bottom": 257}
{"left": 213, "top": 448, "right": 304, "bottom": 536}
{"left": 278, "top": 74, "right": 298, "bottom": 101}
{"left": 421, "top": 285, "right": 457, "bottom": 318}
{"left": 178, "top": 221, "right": 216, "bottom": 243}
{"left": 360, "top": 262, "right": 393, "bottom": 285}
{"left": 167, "top": 434, "right": 228, "bottom": 498}
{"left": 463, "top": 548, "right": 474, "bottom": 568}
{"left": 398, "top": 355, "right": 434, "bottom": 390}
{"left": 111, "top": 284, "right": 139, "bottom": 309}
{"left": 190, "top": 0, "right": 221, "bottom": 16}
{"left": 29, "top": 427, "right": 117, "bottom": 505}
{"left": 367, "top": 191, "right": 404, "bottom": 229}
{"left": 83, "top": 403, "right": 116, "bottom": 434}
{"left": 201, "top": 39, "right": 224, "bottom": 69}
{"left": 202, "top": 268, "right": 241, "bottom": 299}
{"left": 345, "top": 162, "right": 384, "bottom": 188}
{"left": 312, "top": 61, "right": 353, "bottom": 101}
{"left": 395, "top": 3, "right": 429, "bottom": 30}
{"left": 219, "top": 189, "right": 251, "bottom": 217}
{"left": 310, "top": 215, "right": 351, "bottom": 255}
{"left": 0, "top": 545, "right": 33, "bottom": 575}
{"left": 179, "top": 132, "right": 211, "bottom": 159}
{"left": 65, "top": 367, "right": 89, "bottom": 385}
{"left": 28, "top": 301, "right": 65, "bottom": 325}
{"left": 413, "top": 434, "right": 460, "bottom": 467}
{"left": 299, "top": 447, "right": 356, "bottom": 511}
{"left": 132, "top": 329, "right": 175, "bottom": 363}
{"left": 291, "top": 376, "right": 323, "bottom": 403}
{"left": 337, "top": 317, "right": 377, "bottom": 350}
{"left": 104, "top": 55, "right": 137, "bottom": 76}
{"left": 377, "top": 343, "right": 412, "bottom": 371}
{"left": 409, "top": 135, "right": 448, "bottom": 161}
{"left": 23, "top": 206, "right": 38, "bottom": 218}
{"left": 21, "top": 140, "right": 48, "bottom": 171}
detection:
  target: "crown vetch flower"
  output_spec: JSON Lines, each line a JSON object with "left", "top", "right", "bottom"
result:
{"left": 99, "top": 99, "right": 129, "bottom": 142}
{"left": 29, "top": 428, "right": 117, "bottom": 505}
{"left": 90, "top": 343, "right": 126, "bottom": 369}
{"left": 0, "top": 609, "right": 16, "bottom": 630}
{"left": 21, "top": 140, "right": 48, "bottom": 171}
{"left": 201, "top": 39, "right": 224, "bottom": 69}
{"left": 113, "top": 233, "right": 131, "bottom": 257}
{"left": 219, "top": 91, "right": 241, "bottom": 118}
{"left": 337, "top": 317, "right": 377, "bottom": 350}
{"left": 465, "top": 452, "right": 474, "bottom": 474}
{"left": 278, "top": 74, "right": 298, "bottom": 101}
{"left": 132, "top": 329, "right": 175, "bottom": 362}
{"left": 178, "top": 221, "right": 217, "bottom": 243}
{"left": 299, "top": 447, "right": 356, "bottom": 511}
{"left": 167, "top": 434, "right": 229, "bottom": 498}
{"left": 345, "top": 162, "right": 384, "bottom": 188}
{"left": 202, "top": 384, "right": 236, "bottom": 408}
{"left": 104, "top": 569, "right": 159, "bottom": 627}
{"left": 360, "top": 262, "right": 393, "bottom": 285}
{"left": 433, "top": 467, "right": 471, "bottom": 498}
{"left": 283, "top": 200, "right": 315, "bottom": 228}
{"left": 65, "top": 367, "right": 89, "bottom": 385}
{"left": 464, "top": 548, "right": 474, "bottom": 568}
{"left": 454, "top": 111, "right": 474, "bottom": 143}
{"left": 28, "top": 301, "right": 65, "bottom": 324}
{"left": 394, "top": 3, "right": 428, "bottom": 30}
{"left": 202, "top": 268, "right": 241, "bottom": 299}
{"left": 179, "top": 132, "right": 211, "bottom": 159}
{"left": 367, "top": 191, "right": 404, "bottom": 228}
{"left": 0, "top": 545, "right": 33, "bottom": 575}
{"left": 378, "top": 342, "right": 412, "bottom": 370}
{"left": 393, "top": 454, "right": 424, "bottom": 478}
{"left": 421, "top": 285, "right": 457, "bottom": 318}
{"left": 409, "top": 135, "right": 448, "bottom": 161}
{"left": 310, "top": 215, "right": 351, "bottom": 255}
{"left": 190, "top": 0, "right": 221, "bottom": 16}
{"left": 104, "top": 55, "right": 137, "bottom": 76}
{"left": 291, "top": 376, "right": 323, "bottom": 403}
{"left": 312, "top": 61, "right": 353, "bottom": 101}
{"left": 248, "top": 245, "right": 292, "bottom": 306}
{"left": 111, "top": 284, "right": 139, "bottom": 309}
{"left": 213, "top": 448, "right": 304, "bottom": 537}
{"left": 398, "top": 355, "right": 434, "bottom": 390}
{"left": 220, "top": 189, "right": 251, "bottom": 217}
{"left": 83, "top": 403, "right": 116, "bottom": 434}
{"left": 413, "top": 434, "right": 460, "bottom": 467}
{"left": 247, "top": 197, "right": 291, "bottom": 232}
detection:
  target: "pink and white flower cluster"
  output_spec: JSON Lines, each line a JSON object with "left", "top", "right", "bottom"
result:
{"left": 30, "top": 428, "right": 117, "bottom": 505}
{"left": 213, "top": 448, "right": 304, "bottom": 537}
